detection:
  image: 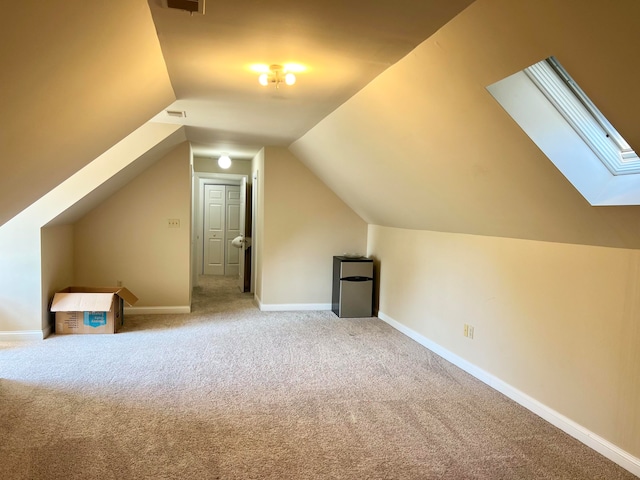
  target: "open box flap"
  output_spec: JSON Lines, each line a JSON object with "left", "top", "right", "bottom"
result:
{"left": 51, "top": 292, "right": 116, "bottom": 312}
{"left": 113, "top": 287, "right": 138, "bottom": 306}
{"left": 51, "top": 286, "right": 139, "bottom": 311}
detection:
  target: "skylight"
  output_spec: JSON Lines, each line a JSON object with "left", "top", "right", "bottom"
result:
{"left": 487, "top": 57, "right": 640, "bottom": 206}
{"left": 524, "top": 56, "right": 640, "bottom": 176}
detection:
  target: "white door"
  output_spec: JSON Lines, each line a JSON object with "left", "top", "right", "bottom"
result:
{"left": 224, "top": 185, "right": 241, "bottom": 276}
{"left": 237, "top": 177, "right": 247, "bottom": 292}
{"left": 203, "top": 185, "right": 225, "bottom": 275}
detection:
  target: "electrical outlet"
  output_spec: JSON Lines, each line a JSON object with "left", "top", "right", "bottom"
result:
{"left": 116, "top": 280, "right": 122, "bottom": 287}
{"left": 168, "top": 218, "right": 180, "bottom": 228}
{"left": 464, "top": 323, "right": 475, "bottom": 339}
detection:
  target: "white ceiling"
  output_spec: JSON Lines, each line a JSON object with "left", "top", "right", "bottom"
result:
{"left": 147, "top": 0, "right": 475, "bottom": 159}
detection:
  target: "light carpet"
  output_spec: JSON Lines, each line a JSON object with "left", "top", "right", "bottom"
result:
{"left": 0, "top": 276, "right": 636, "bottom": 479}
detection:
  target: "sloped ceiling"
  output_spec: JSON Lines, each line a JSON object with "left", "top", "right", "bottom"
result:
{"left": 0, "top": 0, "right": 476, "bottom": 227}
{"left": 5, "top": 0, "right": 640, "bottom": 249}
{"left": 0, "top": 0, "right": 175, "bottom": 226}
{"left": 44, "top": 126, "right": 187, "bottom": 227}
{"left": 147, "top": 0, "right": 475, "bottom": 158}
{"left": 291, "top": 0, "right": 640, "bottom": 249}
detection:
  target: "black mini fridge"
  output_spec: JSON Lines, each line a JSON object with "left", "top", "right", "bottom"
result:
{"left": 332, "top": 256, "right": 373, "bottom": 318}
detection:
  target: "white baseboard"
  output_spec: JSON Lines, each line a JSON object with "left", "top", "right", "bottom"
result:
{"left": 0, "top": 330, "right": 47, "bottom": 342}
{"left": 256, "top": 298, "right": 331, "bottom": 312}
{"left": 377, "top": 311, "right": 640, "bottom": 478}
{"left": 0, "top": 310, "right": 189, "bottom": 341}
{"left": 125, "top": 306, "right": 191, "bottom": 315}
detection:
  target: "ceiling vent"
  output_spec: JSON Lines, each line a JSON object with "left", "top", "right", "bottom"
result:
{"left": 161, "top": 0, "right": 205, "bottom": 15}
{"left": 166, "top": 110, "right": 187, "bottom": 118}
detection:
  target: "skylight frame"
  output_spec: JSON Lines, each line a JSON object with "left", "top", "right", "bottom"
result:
{"left": 523, "top": 57, "right": 640, "bottom": 176}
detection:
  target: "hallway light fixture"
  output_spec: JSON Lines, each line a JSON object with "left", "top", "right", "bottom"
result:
{"left": 258, "top": 64, "right": 296, "bottom": 88}
{"left": 218, "top": 154, "right": 231, "bottom": 169}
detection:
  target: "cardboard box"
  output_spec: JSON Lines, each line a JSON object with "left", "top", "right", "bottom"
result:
{"left": 50, "top": 286, "right": 138, "bottom": 334}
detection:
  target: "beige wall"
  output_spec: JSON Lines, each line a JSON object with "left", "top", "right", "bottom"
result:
{"left": 290, "top": 0, "right": 640, "bottom": 249}
{"left": 0, "top": 0, "right": 174, "bottom": 226}
{"left": 0, "top": 123, "right": 183, "bottom": 339}
{"left": 74, "top": 142, "right": 192, "bottom": 309}
{"left": 286, "top": 1, "right": 640, "bottom": 468}
{"left": 41, "top": 224, "right": 74, "bottom": 332}
{"left": 0, "top": 220, "right": 42, "bottom": 335}
{"left": 259, "top": 146, "right": 367, "bottom": 307}
{"left": 193, "top": 157, "right": 252, "bottom": 177}
{"left": 368, "top": 224, "right": 640, "bottom": 458}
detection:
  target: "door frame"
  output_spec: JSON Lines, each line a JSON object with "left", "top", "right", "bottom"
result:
{"left": 192, "top": 172, "right": 249, "bottom": 285}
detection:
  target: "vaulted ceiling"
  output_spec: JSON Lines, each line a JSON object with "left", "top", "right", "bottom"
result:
{"left": 289, "top": 0, "right": 640, "bottom": 248}
{"left": 147, "top": 0, "right": 475, "bottom": 158}
{"left": 3, "top": 0, "right": 640, "bottom": 249}
{"left": 0, "top": 0, "right": 473, "bottom": 226}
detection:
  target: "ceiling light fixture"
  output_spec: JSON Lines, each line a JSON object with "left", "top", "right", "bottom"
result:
{"left": 258, "top": 64, "right": 296, "bottom": 88}
{"left": 218, "top": 154, "right": 231, "bottom": 169}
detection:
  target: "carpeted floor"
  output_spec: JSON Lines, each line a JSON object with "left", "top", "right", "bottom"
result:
{"left": 0, "top": 276, "right": 637, "bottom": 479}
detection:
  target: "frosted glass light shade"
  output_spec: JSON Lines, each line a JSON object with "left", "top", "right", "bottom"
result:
{"left": 218, "top": 155, "right": 231, "bottom": 169}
